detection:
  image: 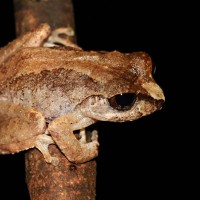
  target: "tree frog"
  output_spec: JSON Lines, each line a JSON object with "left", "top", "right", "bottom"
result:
{"left": 0, "top": 23, "right": 165, "bottom": 165}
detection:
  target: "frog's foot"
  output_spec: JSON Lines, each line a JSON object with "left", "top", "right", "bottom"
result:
{"left": 35, "top": 134, "right": 59, "bottom": 166}
{"left": 68, "top": 133, "right": 99, "bottom": 164}
{"left": 80, "top": 129, "right": 99, "bottom": 162}
{"left": 77, "top": 129, "right": 99, "bottom": 162}
{"left": 43, "top": 27, "right": 81, "bottom": 49}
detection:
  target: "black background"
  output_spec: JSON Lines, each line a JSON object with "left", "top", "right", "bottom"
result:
{"left": 0, "top": 0, "right": 195, "bottom": 199}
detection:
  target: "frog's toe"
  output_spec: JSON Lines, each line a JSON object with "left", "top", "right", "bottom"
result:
{"left": 91, "top": 130, "right": 98, "bottom": 142}
{"left": 79, "top": 128, "right": 87, "bottom": 144}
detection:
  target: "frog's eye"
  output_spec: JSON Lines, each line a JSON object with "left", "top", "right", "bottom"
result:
{"left": 108, "top": 93, "right": 136, "bottom": 111}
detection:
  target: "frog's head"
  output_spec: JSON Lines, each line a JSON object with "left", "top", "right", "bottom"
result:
{"left": 79, "top": 51, "right": 165, "bottom": 122}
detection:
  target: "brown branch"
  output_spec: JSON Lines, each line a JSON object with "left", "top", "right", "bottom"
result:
{"left": 14, "top": 0, "right": 76, "bottom": 36}
{"left": 13, "top": 0, "right": 97, "bottom": 199}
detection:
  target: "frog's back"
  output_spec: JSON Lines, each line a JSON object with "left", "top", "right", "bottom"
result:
{"left": 0, "top": 46, "right": 160, "bottom": 119}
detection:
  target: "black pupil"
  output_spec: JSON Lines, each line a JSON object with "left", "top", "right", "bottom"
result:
{"left": 109, "top": 93, "right": 136, "bottom": 111}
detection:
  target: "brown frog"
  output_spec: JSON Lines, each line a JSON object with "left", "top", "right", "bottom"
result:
{"left": 0, "top": 23, "right": 165, "bottom": 165}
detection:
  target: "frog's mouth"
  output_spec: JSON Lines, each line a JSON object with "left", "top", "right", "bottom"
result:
{"left": 80, "top": 92, "right": 164, "bottom": 122}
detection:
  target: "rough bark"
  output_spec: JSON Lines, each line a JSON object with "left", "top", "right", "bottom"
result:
{"left": 14, "top": 0, "right": 75, "bottom": 37}
{"left": 13, "top": 0, "right": 97, "bottom": 199}
{"left": 25, "top": 145, "right": 97, "bottom": 200}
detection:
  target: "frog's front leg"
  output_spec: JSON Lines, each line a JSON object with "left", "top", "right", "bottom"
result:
{"left": 48, "top": 115, "right": 99, "bottom": 164}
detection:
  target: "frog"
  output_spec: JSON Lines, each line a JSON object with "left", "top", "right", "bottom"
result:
{"left": 0, "top": 23, "right": 165, "bottom": 165}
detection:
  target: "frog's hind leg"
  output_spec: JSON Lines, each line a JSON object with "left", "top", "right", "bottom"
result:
{"left": 0, "top": 23, "right": 51, "bottom": 65}
{"left": 0, "top": 101, "right": 57, "bottom": 164}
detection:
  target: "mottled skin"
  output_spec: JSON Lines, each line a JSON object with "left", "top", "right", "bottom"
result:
{"left": 0, "top": 24, "right": 165, "bottom": 165}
